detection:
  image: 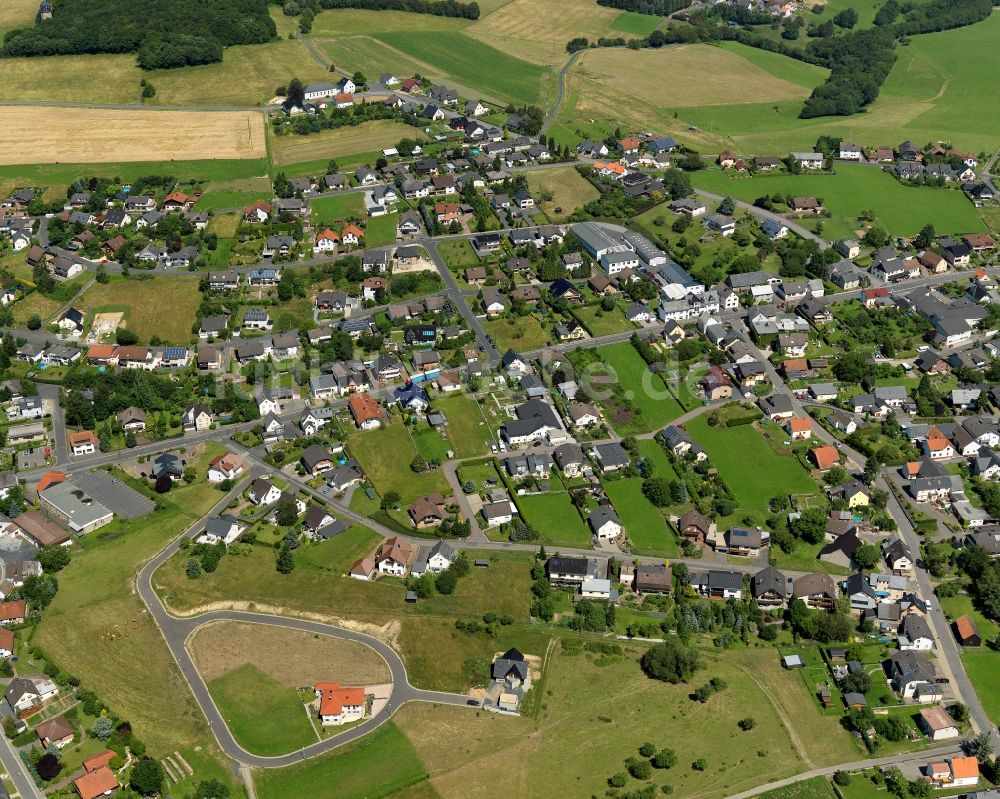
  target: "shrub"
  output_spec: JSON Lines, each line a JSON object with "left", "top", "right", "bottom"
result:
{"left": 652, "top": 748, "right": 677, "bottom": 769}
{"left": 640, "top": 639, "right": 699, "bottom": 683}
{"left": 627, "top": 757, "right": 652, "bottom": 780}
{"left": 692, "top": 758, "right": 707, "bottom": 771}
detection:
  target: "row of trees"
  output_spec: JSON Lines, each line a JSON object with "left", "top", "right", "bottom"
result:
{"left": 3, "top": 0, "right": 276, "bottom": 68}
{"left": 318, "top": 0, "right": 480, "bottom": 18}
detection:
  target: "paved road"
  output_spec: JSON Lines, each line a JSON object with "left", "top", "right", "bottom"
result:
{"left": 0, "top": 727, "right": 43, "bottom": 799}
{"left": 36, "top": 383, "right": 66, "bottom": 465}
{"left": 135, "top": 476, "right": 471, "bottom": 768}
{"left": 541, "top": 50, "right": 582, "bottom": 135}
{"left": 694, "top": 189, "right": 830, "bottom": 251}
{"left": 423, "top": 239, "right": 498, "bottom": 360}
{"left": 727, "top": 744, "right": 964, "bottom": 799}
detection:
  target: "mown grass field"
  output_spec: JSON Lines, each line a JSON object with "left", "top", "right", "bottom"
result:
{"left": 685, "top": 416, "right": 818, "bottom": 515}
{"left": 961, "top": 650, "right": 1000, "bottom": 728}
{"left": 76, "top": 276, "right": 202, "bottom": 344}
{"left": 575, "top": 43, "right": 820, "bottom": 110}
{"left": 572, "top": 304, "right": 632, "bottom": 336}
{"left": 148, "top": 40, "right": 330, "bottom": 106}
{"left": 515, "top": 492, "right": 591, "bottom": 547}
{"left": 270, "top": 121, "right": 424, "bottom": 168}
{"left": 431, "top": 393, "right": 495, "bottom": 458}
{"left": 255, "top": 722, "right": 430, "bottom": 799}
{"left": 0, "top": 54, "right": 140, "bottom": 104}
{"left": 593, "top": 341, "right": 686, "bottom": 435}
{"left": 691, "top": 163, "right": 986, "bottom": 239}
{"left": 311, "top": 193, "right": 366, "bottom": 226}
{"left": 365, "top": 213, "right": 399, "bottom": 247}
{"left": 756, "top": 778, "right": 838, "bottom": 799}
{"left": 208, "top": 663, "right": 317, "bottom": 756}
{"left": 375, "top": 31, "right": 551, "bottom": 106}
{"left": 0, "top": 158, "right": 268, "bottom": 191}
{"left": 610, "top": 10, "right": 663, "bottom": 35}
{"left": 467, "top": 0, "right": 621, "bottom": 65}
{"left": 524, "top": 165, "right": 600, "bottom": 222}
{"left": 319, "top": 35, "right": 432, "bottom": 87}
{"left": 482, "top": 314, "right": 550, "bottom": 351}
{"left": 603, "top": 478, "right": 678, "bottom": 556}
{"left": 0, "top": 0, "right": 36, "bottom": 35}
{"left": 348, "top": 421, "right": 451, "bottom": 503}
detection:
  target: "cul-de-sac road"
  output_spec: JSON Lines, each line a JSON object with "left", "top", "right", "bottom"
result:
{"left": 135, "top": 478, "right": 473, "bottom": 768}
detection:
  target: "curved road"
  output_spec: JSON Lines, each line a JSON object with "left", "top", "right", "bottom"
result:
{"left": 541, "top": 50, "right": 582, "bottom": 135}
{"left": 135, "top": 477, "right": 471, "bottom": 768}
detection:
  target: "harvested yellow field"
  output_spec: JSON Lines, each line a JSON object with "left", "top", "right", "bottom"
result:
{"left": 189, "top": 621, "right": 392, "bottom": 688}
{"left": 468, "top": 0, "right": 621, "bottom": 65}
{"left": 270, "top": 120, "right": 425, "bottom": 166}
{"left": 4, "top": 106, "right": 266, "bottom": 165}
{"left": 577, "top": 44, "right": 814, "bottom": 107}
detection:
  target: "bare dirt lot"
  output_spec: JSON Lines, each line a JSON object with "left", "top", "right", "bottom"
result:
{"left": 5, "top": 106, "right": 266, "bottom": 165}
{"left": 188, "top": 620, "right": 392, "bottom": 688}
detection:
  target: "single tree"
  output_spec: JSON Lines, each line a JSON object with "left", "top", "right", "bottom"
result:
{"left": 129, "top": 757, "right": 165, "bottom": 796}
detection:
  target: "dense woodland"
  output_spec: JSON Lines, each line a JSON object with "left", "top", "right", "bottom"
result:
{"left": 595, "top": 0, "right": 688, "bottom": 15}
{"left": 1, "top": 0, "right": 276, "bottom": 68}
{"left": 317, "top": 0, "right": 480, "bottom": 18}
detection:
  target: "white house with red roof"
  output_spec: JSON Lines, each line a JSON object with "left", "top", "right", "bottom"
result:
{"left": 314, "top": 682, "right": 366, "bottom": 726}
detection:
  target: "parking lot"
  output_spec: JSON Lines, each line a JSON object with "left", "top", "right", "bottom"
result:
{"left": 72, "top": 470, "right": 155, "bottom": 519}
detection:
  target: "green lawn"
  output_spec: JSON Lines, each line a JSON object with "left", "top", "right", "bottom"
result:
{"left": 437, "top": 239, "right": 479, "bottom": 270}
{"left": 685, "top": 416, "right": 819, "bottom": 514}
{"left": 311, "top": 193, "right": 365, "bottom": 227}
{"left": 432, "top": 393, "right": 495, "bottom": 458}
{"left": 938, "top": 594, "right": 1000, "bottom": 639}
{"left": 365, "top": 213, "right": 398, "bottom": 247}
{"left": 347, "top": 421, "right": 451, "bottom": 503}
{"left": 410, "top": 423, "right": 452, "bottom": 463}
{"left": 636, "top": 438, "right": 677, "bottom": 481}
{"left": 594, "top": 341, "right": 686, "bottom": 435}
{"left": 572, "top": 304, "right": 633, "bottom": 336}
{"left": 516, "top": 492, "right": 592, "bottom": 548}
{"left": 295, "top": 525, "right": 383, "bottom": 573}
{"left": 208, "top": 664, "right": 317, "bottom": 756}
{"left": 756, "top": 777, "right": 837, "bottom": 799}
{"left": 610, "top": 10, "right": 662, "bottom": 35}
{"left": 255, "top": 722, "right": 429, "bottom": 799}
{"left": 962, "top": 650, "right": 1000, "bottom": 728}
{"left": 691, "top": 163, "right": 985, "bottom": 240}
{"left": 482, "top": 314, "right": 551, "bottom": 351}
{"left": 603, "top": 478, "right": 678, "bottom": 556}
{"left": 0, "top": 159, "right": 267, "bottom": 190}
{"left": 196, "top": 189, "right": 266, "bottom": 212}
{"left": 375, "top": 31, "right": 550, "bottom": 105}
